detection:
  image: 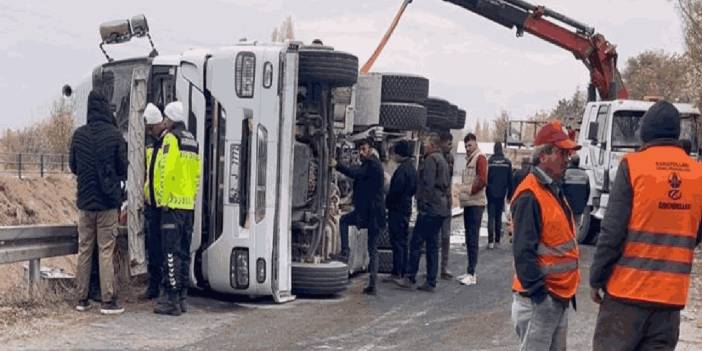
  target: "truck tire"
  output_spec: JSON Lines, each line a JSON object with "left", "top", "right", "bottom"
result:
{"left": 446, "top": 104, "right": 459, "bottom": 128}
{"left": 292, "top": 261, "right": 349, "bottom": 296}
{"left": 577, "top": 206, "right": 600, "bottom": 245}
{"left": 379, "top": 103, "right": 427, "bottom": 131}
{"left": 380, "top": 74, "right": 430, "bottom": 103}
{"left": 299, "top": 49, "right": 358, "bottom": 87}
{"left": 378, "top": 249, "right": 394, "bottom": 274}
{"left": 454, "top": 109, "right": 466, "bottom": 130}
{"left": 422, "top": 97, "right": 450, "bottom": 128}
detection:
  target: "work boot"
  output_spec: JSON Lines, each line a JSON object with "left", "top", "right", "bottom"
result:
{"left": 440, "top": 271, "right": 454, "bottom": 280}
{"left": 154, "top": 293, "right": 182, "bottom": 316}
{"left": 179, "top": 289, "right": 188, "bottom": 313}
{"left": 363, "top": 286, "right": 377, "bottom": 296}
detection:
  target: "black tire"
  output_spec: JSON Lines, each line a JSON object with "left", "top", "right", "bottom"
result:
{"left": 379, "top": 103, "right": 427, "bottom": 131}
{"left": 446, "top": 104, "right": 459, "bottom": 128}
{"left": 381, "top": 74, "right": 429, "bottom": 103}
{"left": 378, "top": 249, "right": 394, "bottom": 274}
{"left": 576, "top": 206, "right": 600, "bottom": 245}
{"left": 292, "top": 261, "right": 349, "bottom": 296}
{"left": 299, "top": 49, "right": 358, "bottom": 87}
{"left": 378, "top": 229, "right": 392, "bottom": 249}
{"left": 422, "top": 97, "right": 450, "bottom": 128}
{"left": 453, "top": 109, "right": 466, "bottom": 129}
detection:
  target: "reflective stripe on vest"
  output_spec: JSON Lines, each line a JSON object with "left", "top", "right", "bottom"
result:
{"left": 510, "top": 173, "right": 581, "bottom": 300}
{"left": 606, "top": 146, "right": 702, "bottom": 308}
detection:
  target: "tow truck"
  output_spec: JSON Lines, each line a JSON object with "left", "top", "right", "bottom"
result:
{"left": 443, "top": 0, "right": 700, "bottom": 243}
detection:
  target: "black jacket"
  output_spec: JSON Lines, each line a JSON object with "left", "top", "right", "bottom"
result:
{"left": 416, "top": 151, "right": 450, "bottom": 218}
{"left": 562, "top": 166, "right": 590, "bottom": 215}
{"left": 511, "top": 167, "right": 575, "bottom": 305}
{"left": 69, "top": 91, "right": 128, "bottom": 211}
{"left": 487, "top": 154, "right": 513, "bottom": 200}
{"left": 336, "top": 154, "right": 386, "bottom": 229}
{"left": 386, "top": 157, "right": 417, "bottom": 216}
{"left": 590, "top": 140, "right": 702, "bottom": 310}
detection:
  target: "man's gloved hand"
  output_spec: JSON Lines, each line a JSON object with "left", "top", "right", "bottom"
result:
{"left": 590, "top": 287, "right": 604, "bottom": 304}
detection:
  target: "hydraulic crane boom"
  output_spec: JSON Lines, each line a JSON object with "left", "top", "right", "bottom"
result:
{"left": 444, "top": 0, "right": 629, "bottom": 101}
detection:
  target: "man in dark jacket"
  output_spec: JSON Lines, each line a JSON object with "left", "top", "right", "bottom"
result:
{"left": 590, "top": 101, "right": 702, "bottom": 351}
{"left": 486, "top": 141, "right": 513, "bottom": 249}
{"left": 512, "top": 157, "right": 531, "bottom": 191}
{"left": 384, "top": 140, "right": 417, "bottom": 280}
{"left": 562, "top": 154, "right": 590, "bottom": 228}
{"left": 438, "top": 131, "right": 455, "bottom": 279}
{"left": 333, "top": 138, "right": 386, "bottom": 295}
{"left": 395, "top": 132, "right": 450, "bottom": 292}
{"left": 70, "top": 90, "right": 127, "bottom": 315}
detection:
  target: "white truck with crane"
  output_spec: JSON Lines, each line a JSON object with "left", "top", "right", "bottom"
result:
{"left": 442, "top": 0, "right": 700, "bottom": 243}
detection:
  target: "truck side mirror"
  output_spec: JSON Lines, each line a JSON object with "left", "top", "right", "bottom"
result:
{"left": 587, "top": 121, "right": 599, "bottom": 142}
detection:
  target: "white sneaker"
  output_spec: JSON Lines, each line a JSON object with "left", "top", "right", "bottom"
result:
{"left": 460, "top": 274, "right": 477, "bottom": 286}
{"left": 488, "top": 243, "right": 495, "bottom": 249}
{"left": 456, "top": 273, "right": 469, "bottom": 282}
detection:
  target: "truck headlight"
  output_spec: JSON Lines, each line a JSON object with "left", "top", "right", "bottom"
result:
{"left": 256, "top": 258, "right": 266, "bottom": 283}
{"left": 230, "top": 248, "right": 249, "bottom": 289}
{"left": 235, "top": 52, "right": 256, "bottom": 98}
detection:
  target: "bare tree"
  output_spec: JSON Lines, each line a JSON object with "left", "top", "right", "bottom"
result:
{"left": 271, "top": 16, "right": 296, "bottom": 42}
{"left": 492, "top": 110, "right": 510, "bottom": 142}
{"left": 621, "top": 50, "right": 691, "bottom": 102}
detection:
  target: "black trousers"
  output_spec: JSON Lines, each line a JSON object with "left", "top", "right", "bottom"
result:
{"left": 388, "top": 211, "right": 409, "bottom": 277}
{"left": 339, "top": 211, "right": 380, "bottom": 288}
{"left": 487, "top": 197, "right": 505, "bottom": 244}
{"left": 463, "top": 206, "right": 484, "bottom": 275}
{"left": 593, "top": 295, "right": 680, "bottom": 351}
{"left": 160, "top": 209, "right": 193, "bottom": 296}
{"left": 406, "top": 213, "right": 444, "bottom": 287}
{"left": 145, "top": 205, "right": 163, "bottom": 291}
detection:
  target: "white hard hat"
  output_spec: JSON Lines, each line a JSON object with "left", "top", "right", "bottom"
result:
{"left": 164, "top": 101, "right": 185, "bottom": 122}
{"left": 143, "top": 103, "right": 163, "bottom": 125}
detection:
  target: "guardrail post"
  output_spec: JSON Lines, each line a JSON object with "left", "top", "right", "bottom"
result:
{"left": 17, "top": 153, "right": 22, "bottom": 179}
{"left": 60, "top": 154, "right": 65, "bottom": 173}
{"left": 28, "top": 258, "right": 41, "bottom": 286}
{"left": 40, "top": 154, "right": 45, "bottom": 178}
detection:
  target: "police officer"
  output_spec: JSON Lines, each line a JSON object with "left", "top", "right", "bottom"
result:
{"left": 146, "top": 101, "right": 202, "bottom": 316}
{"left": 590, "top": 101, "right": 702, "bottom": 350}
{"left": 143, "top": 103, "right": 165, "bottom": 300}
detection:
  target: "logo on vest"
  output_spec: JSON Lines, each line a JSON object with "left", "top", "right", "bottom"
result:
{"left": 668, "top": 172, "right": 682, "bottom": 200}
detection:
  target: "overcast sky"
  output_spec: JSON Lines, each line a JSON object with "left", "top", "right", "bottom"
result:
{"left": 0, "top": 0, "right": 685, "bottom": 131}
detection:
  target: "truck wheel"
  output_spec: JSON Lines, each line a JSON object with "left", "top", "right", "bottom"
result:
{"left": 378, "top": 249, "right": 394, "bottom": 274}
{"left": 423, "top": 97, "right": 451, "bottom": 128}
{"left": 380, "top": 74, "right": 429, "bottom": 103}
{"left": 379, "top": 103, "right": 427, "bottom": 131}
{"left": 292, "top": 261, "right": 349, "bottom": 296}
{"left": 577, "top": 206, "right": 600, "bottom": 245}
{"left": 453, "top": 109, "right": 466, "bottom": 130}
{"left": 446, "top": 104, "right": 459, "bottom": 128}
{"left": 299, "top": 49, "right": 358, "bottom": 87}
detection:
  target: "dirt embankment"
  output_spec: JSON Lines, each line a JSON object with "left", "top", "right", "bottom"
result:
{"left": 0, "top": 175, "right": 77, "bottom": 226}
{"left": 0, "top": 175, "right": 81, "bottom": 339}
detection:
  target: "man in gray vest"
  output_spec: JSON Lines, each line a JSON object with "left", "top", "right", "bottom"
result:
{"left": 458, "top": 133, "right": 487, "bottom": 286}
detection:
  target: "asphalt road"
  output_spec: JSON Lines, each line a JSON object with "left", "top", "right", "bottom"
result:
{"left": 5, "top": 216, "right": 612, "bottom": 351}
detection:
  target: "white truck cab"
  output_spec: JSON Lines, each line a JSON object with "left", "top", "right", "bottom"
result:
{"left": 576, "top": 99, "right": 700, "bottom": 244}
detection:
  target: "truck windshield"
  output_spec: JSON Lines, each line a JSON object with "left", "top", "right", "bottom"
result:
{"left": 611, "top": 110, "right": 699, "bottom": 152}
{"left": 100, "top": 59, "right": 151, "bottom": 135}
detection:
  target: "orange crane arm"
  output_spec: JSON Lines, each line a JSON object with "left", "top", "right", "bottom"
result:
{"left": 360, "top": 0, "right": 413, "bottom": 74}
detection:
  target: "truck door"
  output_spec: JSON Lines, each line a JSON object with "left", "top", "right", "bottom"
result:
{"left": 590, "top": 104, "right": 611, "bottom": 192}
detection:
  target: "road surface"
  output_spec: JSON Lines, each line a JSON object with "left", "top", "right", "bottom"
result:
{"left": 4, "top": 217, "right": 701, "bottom": 350}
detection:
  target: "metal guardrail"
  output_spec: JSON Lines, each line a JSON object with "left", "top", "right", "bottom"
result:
{"left": 0, "top": 153, "right": 71, "bottom": 178}
{"left": 0, "top": 225, "right": 127, "bottom": 284}
{"left": 0, "top": 225, "right": 78, "bottom": 265}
